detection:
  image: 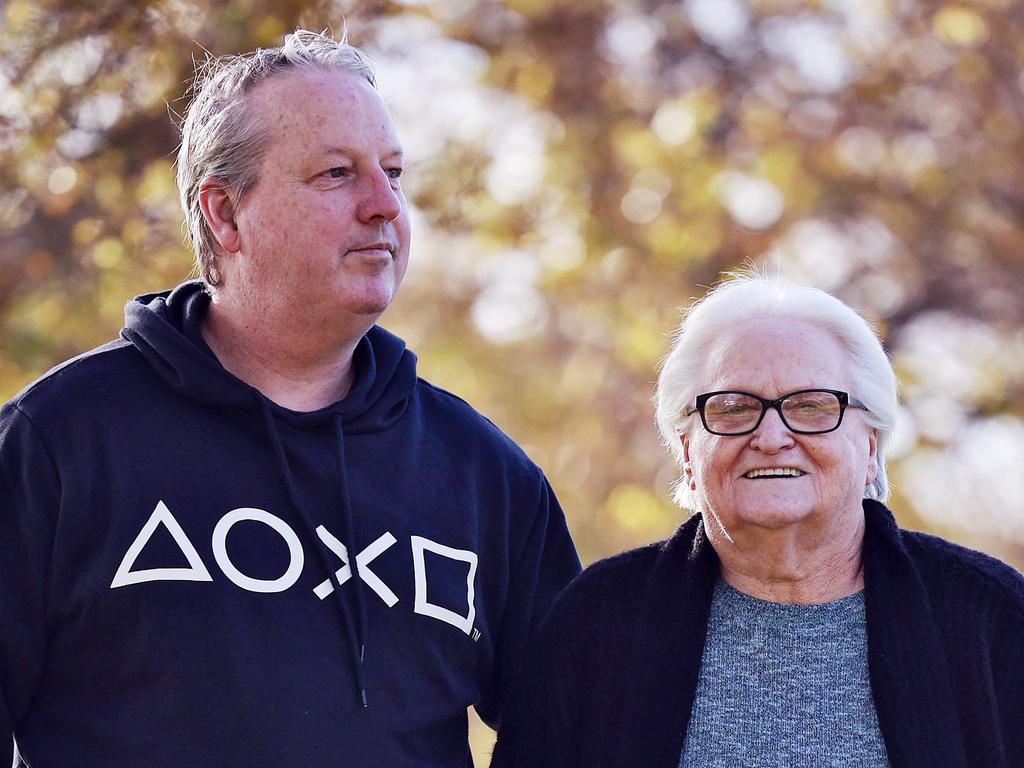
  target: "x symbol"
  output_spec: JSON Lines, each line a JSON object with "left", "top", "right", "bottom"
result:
{"left": 313, "top": 528, "right": 398, "bottom": 606}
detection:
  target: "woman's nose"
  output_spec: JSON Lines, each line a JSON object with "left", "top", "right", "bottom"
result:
{"left": 749, "top": 406, "right": 795, "bottom": 452}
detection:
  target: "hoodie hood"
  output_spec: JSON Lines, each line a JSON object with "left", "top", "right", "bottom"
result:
{"left": 121, "top": 280, "right": 417, "bottom": 431}
{"left": 122, "top": 279, "right": 419, "bottom": 708}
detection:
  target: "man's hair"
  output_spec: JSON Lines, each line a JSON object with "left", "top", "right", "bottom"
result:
{"left": 176, "top": 28, "right": 377, "bottom": 285}
{"left": 654, "top": 275, "right": 899, "bottom": 510}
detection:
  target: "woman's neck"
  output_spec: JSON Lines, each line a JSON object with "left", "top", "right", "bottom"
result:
{"left": 706, "top": 511, "right": 866, "bottom": 604}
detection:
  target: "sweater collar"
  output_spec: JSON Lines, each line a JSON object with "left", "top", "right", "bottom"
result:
{"left": 861, "top": 499, "right": 968, "bottom": 768}
{"left": 622, "top": 513, "right": 717, "bottom": 767}
{"left": 620, "top": 501, "right": 968, "bottom": 768}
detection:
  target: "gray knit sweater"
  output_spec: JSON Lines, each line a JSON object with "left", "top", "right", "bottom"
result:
{"left": 680, "top": 581, "right": 889, "bottom": 767}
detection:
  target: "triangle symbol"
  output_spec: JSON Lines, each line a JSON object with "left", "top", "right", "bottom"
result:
{"left": 110, "top": 500, "right": 214, "bottom": 588}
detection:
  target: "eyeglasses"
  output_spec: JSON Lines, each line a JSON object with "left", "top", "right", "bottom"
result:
{"left": 685, "top": 389, "right": 869, "bottom": 436}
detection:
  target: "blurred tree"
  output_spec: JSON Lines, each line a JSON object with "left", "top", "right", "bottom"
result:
{"left": 3, "top": 0, "right": 1024, "bottom": 666}
{"left": 7, "top": 0, "right": 1024, "bottom": 760}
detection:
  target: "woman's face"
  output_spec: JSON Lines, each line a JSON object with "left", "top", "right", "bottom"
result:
{"left": 682, "top": 318, "right": 878, "bottom": 538}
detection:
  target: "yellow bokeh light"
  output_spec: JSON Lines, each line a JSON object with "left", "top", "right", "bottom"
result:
{"left": 253, "top": 14, "right": 286, "bottom": 43}
{"left": 4, "top": 0, "right": 36, "bottom": 31}
{"left": 137, "top": 160, "right": 176, "bottom": 208}
{"left": 122, "top": 218, "right": 149, "bottom": 246}
{"left": 606, "top": 484, "right": 672, "bottom": 536}
{"left": 933, "top": 6, "right": 989, "bottom": 47}
{"left": 93, "top": 237, "right": 124, "bottom": 269}
{"left": 95, "top": 174, "right": 125, "bottom": 209}
{"left": 72, "top": 218, "right": 104, "bottom": 245}
{"left": 617, "top": 314, "right": 663, "bottom": 371}
{"left": 515, "top": 61, "right": 556, "bottom": 102}
{"left": 612, "top": 124, "right": 662, "bottom": 168}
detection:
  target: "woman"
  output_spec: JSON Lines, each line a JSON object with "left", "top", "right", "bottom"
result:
{"left": 491, "top": 277, "right": 1024, "bottom": 768}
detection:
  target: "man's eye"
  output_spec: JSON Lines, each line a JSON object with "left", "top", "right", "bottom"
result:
{"left": 386, "top": 167, "right": 403, "bottom": 180}
{"left": 323, "top": 167, "right": 349, "bottom": 179}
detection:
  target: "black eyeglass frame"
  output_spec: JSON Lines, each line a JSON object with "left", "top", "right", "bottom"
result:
{"left": 685, "top": 388, "right": 869, "bottom": 436}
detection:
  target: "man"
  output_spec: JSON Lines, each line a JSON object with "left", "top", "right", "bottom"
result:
{"left": 0, "top": 29, "right": 580, "bottom": 767}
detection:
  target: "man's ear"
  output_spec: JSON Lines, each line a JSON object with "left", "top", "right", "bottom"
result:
{"left": 198, "top": 177, "right": 241, "bottom": 255}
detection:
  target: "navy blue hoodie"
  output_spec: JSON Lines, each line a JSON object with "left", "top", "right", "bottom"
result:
{"left": 0, "top": 281, "right": 580, "bottom": 767}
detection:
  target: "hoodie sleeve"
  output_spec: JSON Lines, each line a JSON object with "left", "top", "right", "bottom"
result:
{"left": 476, "top": 475, "right": 580, "bottom": 730}
{"left": 0, "top": 402, "right": 59, "bottom": 764}
{"left": 488, "top": 583, "right": 584, "bottom": 768}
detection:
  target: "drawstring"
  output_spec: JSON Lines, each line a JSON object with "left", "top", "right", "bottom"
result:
{"left": 334, "top": 413, "right": 370, "bottom": 708}
{"left": 258, "top": 399, "right": 370, "bottom": 708}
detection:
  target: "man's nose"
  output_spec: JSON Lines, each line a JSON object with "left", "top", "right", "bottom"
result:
{"left": 749, "top": 406, "right": 795, "bottom": 452}
{"left": 357, "top": 168, "right": 403, "bottom": 223}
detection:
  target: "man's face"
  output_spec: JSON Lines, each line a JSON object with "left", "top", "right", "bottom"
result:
{"left": 229, "top": 68, "right": 411, "bottom": 326}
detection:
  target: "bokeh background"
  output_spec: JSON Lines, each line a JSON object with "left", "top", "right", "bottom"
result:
{"left": 3, "top": 0, "right": 1023, "bottom": 761}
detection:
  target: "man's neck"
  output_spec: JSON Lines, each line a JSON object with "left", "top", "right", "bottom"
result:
{"left": 200, "top": 294, "right": 368, "bottom": 412}
{"left": 705, "top": 509, "right": 866, "bottom": 604}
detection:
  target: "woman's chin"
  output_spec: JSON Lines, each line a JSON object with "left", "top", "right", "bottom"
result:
{"left": 732, "top": 501, "right": 816, "bottom": 532}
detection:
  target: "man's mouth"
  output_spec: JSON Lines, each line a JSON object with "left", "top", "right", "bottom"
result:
{"left": 743, "top": 467, "right": 806, "bottom": 479}
{"left": 348, "top": 242, "right": 394, "bottom": 255}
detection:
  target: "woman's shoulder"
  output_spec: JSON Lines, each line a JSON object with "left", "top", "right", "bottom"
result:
{"left": 546, "top": 514, "right": 706, "bottom": 627}
{"left": 552, "top": 541, "right": 663, "bottom": 617}
{"left": 902, "top": 528, "right": 1024, "bottom": 622}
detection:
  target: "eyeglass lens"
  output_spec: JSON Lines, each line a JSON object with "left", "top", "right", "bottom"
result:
{"left": 703, "top": 391, "right": 843, "bottom": 434}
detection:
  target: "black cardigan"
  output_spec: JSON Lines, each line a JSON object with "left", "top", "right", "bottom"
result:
{"left": 491, "top": 501, "right": 1024, "bottom": 768}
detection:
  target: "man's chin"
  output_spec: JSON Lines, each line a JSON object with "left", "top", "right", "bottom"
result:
{"left": 334, "top": 282, "right": 399, "bottom": 319}
{"left": 343, "top": 301, "right": 391, "bottom": 321}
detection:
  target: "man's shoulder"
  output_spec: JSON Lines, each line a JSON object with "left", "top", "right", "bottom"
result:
{"left": 412, "top": 376, "right": 539, "bottom": 469}
{"left": 6, "top": 337, "right": 138, "bottom": 415}
{"left": 902, "top": 527, "right": 1024, "bottom": 622}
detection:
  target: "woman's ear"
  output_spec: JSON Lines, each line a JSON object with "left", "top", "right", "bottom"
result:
{"left": 198, "top": 177, "right": 241, "bottom": 255}
{"left": 682, "top": 434, "right": 696, "bottom": 490}
{"left": 865, "top": 428, "right": 879, "bottom": 485}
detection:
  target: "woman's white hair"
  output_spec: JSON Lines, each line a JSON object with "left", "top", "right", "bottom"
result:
{"left": 654, "top": 275, "right": 899, "bottom": 510}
